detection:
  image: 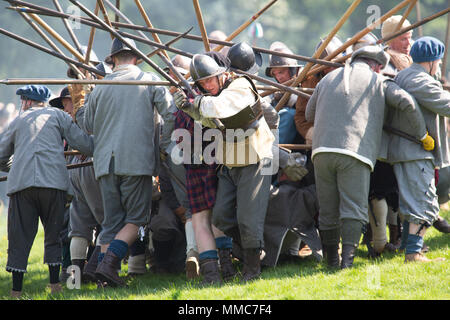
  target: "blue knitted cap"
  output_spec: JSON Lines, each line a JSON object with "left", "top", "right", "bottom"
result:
{"left": 16, "top": 85, "right": 51, "bottom": 102}
{"left": 410, "top": 36, "right": 445, "bottom": 63}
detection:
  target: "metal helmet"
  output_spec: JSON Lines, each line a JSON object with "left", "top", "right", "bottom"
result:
{"left": 164, "top": 55, "right": 192, "bottom": 76}
{"left": 190, "top": 54, "right": 226, "bottom": 82}
{"left": 265, "top": 44, "right": 302, "bottom": 77}
{"left": 105, "top": 37, "right": 137, "bottom": 64}
{"left": 350, "top": 45, "right": 390, "bottom": 69}
{"left": 352, "top": 32, "right": 379, "bottom": 52}
{"left": 227, "top": 41, "right": 262, "bottom": 75}
{"left": 67, "top": 45, "right": 101, "bottom": 79}
{"left": 315, "top": 36, "right": 344, "bottom": 59}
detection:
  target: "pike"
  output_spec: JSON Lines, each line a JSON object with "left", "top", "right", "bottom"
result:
{"left": 104, "top": 1, "right": 193, "bottom": 62}
{"left": 383, "top": 125, "right": 422, "bottom": 145}
{"left": 274, "top": 0, "right": 362, "bottom": 111}
{"left": 307, "top": 0, "right": 417, "bottom": 78}
{"left": 0, "top": 78, "right": 177, "bottom": 86}
{"left": 84, "top": 2, "right": 100, "bottom": 65}
{"left": 132, "top": 0, "right": 225, "bottom": 130}
{"left": 52, "top": 0, "right": 83, "bottom": 54}
{"left": 0, "top": 161, "right": 94, "bottom": 182}
{"left": 192, "top": 0, "right": 211, "bottom": 52}
{"left": 104, "top": 0, "right": 197, "bottom": 101}
{"left": 5, "top": 1, "right": 342, "bottom": 69}
{"left": 68, "top": 0, "right": 178, "bottom": 86}
{"left": 18, "top": 11, "right": 85, "bottom": 79}
{"left": 0, "top": 27, "right": 105, "bottom": 77}
{"left": 232, "top": 69, "right": 311, "bottom": 100}
{"left": 278, "top": 144, "right": 312, "bottom": 150}
{"left": 306, "top": 5, "right": 450, "bottom": 78}
{"left": 26, "top": 11, "right": 86, "bottom": 63}
{"left": 212, "top": 0, "right": 278, "bottom": 53}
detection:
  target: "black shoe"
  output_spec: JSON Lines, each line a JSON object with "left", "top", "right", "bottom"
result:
{"left": 433, "top": 216, "right": 450, "bottom": 233}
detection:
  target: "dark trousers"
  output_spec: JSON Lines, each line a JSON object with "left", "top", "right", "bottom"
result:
{"left": 7, "top": 187, "right": 66, "bottom": 272}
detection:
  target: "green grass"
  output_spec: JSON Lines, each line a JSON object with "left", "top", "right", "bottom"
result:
{"left": 0, "top": 206, "right": 448, "bottom": 300}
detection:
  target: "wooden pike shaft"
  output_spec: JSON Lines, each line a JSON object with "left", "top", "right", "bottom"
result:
{"left": 213, "top": 0, "right": 278, "bottom": 53}
{"left": 0, "top": 27, "right": 104, "bottom": 76}
{"left": 27, "top": 11, "right": 86, "bottom": 62}
{"left": 307, "top": 0, "right": 412, "bottom": 77}
{"left": 52, "top": 0, "right": 83, "bottom": 53}
{"left": 192, "top": 0, "right": 211, "bottom": 52}
{"left": 274, "top": 0, "right": 362, "bottom": 111}
{"left": 7, "top": 1, "right": 342, "bottom": 68}
{"left": 394, "top": 0, "right": 417, "bottom": 32}
{"left": 278, "top": 144, "right": 312, "bottom": 150}
{"left": 69, "top": 0, "right": 178, "bottom": 86}
{"left": 85, "top": 3, "right": 100, "bottom": 65}
{"left": 18, "top": 11, "right": 85, "bottom": 79}
{"left": 0, "top": 161, "right": 93, "bottom": 182}
{"left": 133, "top": 0, "right": 171, "bottom": 59}
{"left": 442, "top": 0, "right": 450, "bottom": 79}
{"left": 0, "top": 78, "right": 176, "bottom": 86}
{"left": 97, "top": 0, "right": 114, "bottom": 39}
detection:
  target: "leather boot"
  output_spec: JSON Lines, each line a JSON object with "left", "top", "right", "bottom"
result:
{"left": 199, "top": 258, "right": 222, "bottom": 285}
{"left": 323, "top": 244, "right": 340, "bottom": 268}
{"left": 83, "top": 246, "right": 100, "bottom": 283}
{"left": 218, "top": 248, "right": 237, "bottom": 281}
{"left": 388, "top": 224, "right": 400, "bottom": 248}
{"left": 340, "top": 244, "right": 357, "bottom": 269}
{"left": 10, "top": 290, "right": 22, "bottom": 299}
{"left": 405, "top": 252, "right": 445, "bottom": 263}
{"left": 185, "top": 249, "right": 200, "bottom": 280}
{"left": 433, "top": 216, "right": 450, "bottom": 234}
{"left": 71, "top": 259, "right": 86, "bottom": 283}
{"left": 95, "top": 251, "right": 126, "bottom": 287}
{"left": 241, "top": 248, "right": 261, "bottom": 282}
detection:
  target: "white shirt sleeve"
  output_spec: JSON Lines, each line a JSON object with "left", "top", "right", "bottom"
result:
{"left": 199, "top": 77, "right": 256, "bottom": 119}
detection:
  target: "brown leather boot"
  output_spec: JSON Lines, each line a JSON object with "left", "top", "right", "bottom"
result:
{"left": 185, "top": 249, "right": 200, "bottom": 280}
{"left": 10, "top": 290, "right": 22, "bottom": 299}
{"left": 405, "top": 252, "right": 445, "bottom": 263}
{"left": 218, "top": 248, "right": 237, "bottom": 281}
{"left": 83, "top": 246, "right": 100, "bottom": 283}
{"left": 241, "top": 248, "right": 261, "bottom": 282}
{"left": 95, "top": 251, "right": 126, "bottom": 287}
{"left": 199, "top": 258, "right": 222, "bottom": 285}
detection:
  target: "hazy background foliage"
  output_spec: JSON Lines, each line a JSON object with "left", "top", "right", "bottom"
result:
{"left": 0, "top": 0, "right": 448, "bottom": 105}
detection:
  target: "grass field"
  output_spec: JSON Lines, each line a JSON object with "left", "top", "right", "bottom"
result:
{"left": 0, "top": 206, "right": 448, "bottom": 301}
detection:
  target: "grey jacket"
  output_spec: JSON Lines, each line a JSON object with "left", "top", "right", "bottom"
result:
{"left": 305, "top": 61, "right": 426, "bottom": 171}
{"left": 388, "top": 63, "right": 450, "bottom": 168}
{"left": 78, "top": 64, "right": 177, "bottom": 179}
{"left": 0, "top": 106, "right": 94, "bottom": 195}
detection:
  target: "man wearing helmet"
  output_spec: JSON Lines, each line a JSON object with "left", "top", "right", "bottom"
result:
{"left": 173, "top": 54, "right": 307, "bottom": 281}
{"left": 305, "top": 45, "right": 429, "bottom": 269}
{"left": 265, "top": 42, "right": 303, "bottom": 145}
{"left": 74, "top": 37, "right": 176, "bottom": 287}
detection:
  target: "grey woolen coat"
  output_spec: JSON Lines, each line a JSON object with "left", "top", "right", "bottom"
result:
{"left": 305, "top": 61, "right": 427, "bottom": 170}
{"left": 388, "top": 63, "right": 450, "bottom": 168}
{"left": 0, "top": 106, "right": 94, "bottom": 195}
{"left": 79, "top": 64, "right": 177, "bottom": 179}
